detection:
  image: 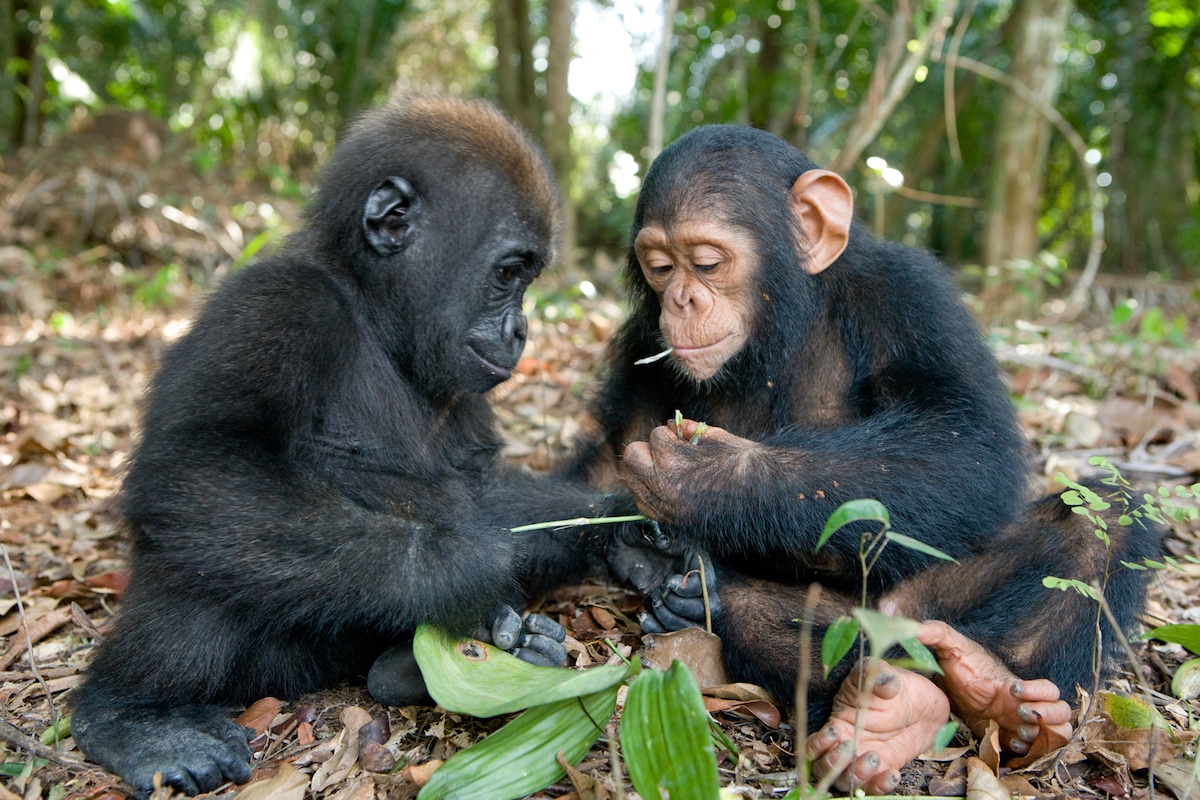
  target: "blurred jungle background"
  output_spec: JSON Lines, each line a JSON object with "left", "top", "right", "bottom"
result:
{"left": 1, "top": 0, "right": 1199, "bottom": 798}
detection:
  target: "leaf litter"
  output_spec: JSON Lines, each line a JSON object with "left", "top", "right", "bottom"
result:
{"left": 2, "top": 140, "right": 1199, "bottom": 799}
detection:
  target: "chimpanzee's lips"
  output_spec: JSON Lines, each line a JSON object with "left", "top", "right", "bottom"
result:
{"left": 671, "top": 335, "right": 733, "bottom": 359}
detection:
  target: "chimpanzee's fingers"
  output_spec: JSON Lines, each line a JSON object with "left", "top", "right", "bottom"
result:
{"left": 491, "top": 606, "right": 523, "bottom": 650}
{"left": 512, "top": 633, "right": 568, "bottom": 666}
{"left": 522, "top": 612, "right": 566, "bottom": 642}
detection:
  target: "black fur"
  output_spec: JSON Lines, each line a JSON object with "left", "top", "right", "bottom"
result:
{"left": 573, "top": 125, "right": 1161, "bottom": 725}
{"left": 70, "top": 95, "right": 618, "bottom": 797}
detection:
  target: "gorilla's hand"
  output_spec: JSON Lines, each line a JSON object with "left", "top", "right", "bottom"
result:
{"left": 638, "top": 549, "right": 722, "bottom": 633}
{"left": 70, "top": 702, "right": 253, "bottom": 799}
{"left": 490, "top": 606, "right": 568, "bottom": 666}
{"left": 606, "top": 521, "right": 688, "bottom": 595}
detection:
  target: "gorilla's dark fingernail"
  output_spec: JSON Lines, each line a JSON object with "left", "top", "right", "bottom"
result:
{"left": 1011, "top": 682, "right": 1023, "bottom": 697}
{"left": 865, "top": 752, "right": 879, "bottom": 769}
{"left": 1018, "top": 705, "right": 1032, "bottom": 722}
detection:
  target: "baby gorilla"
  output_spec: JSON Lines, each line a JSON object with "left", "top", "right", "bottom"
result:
{"left": 70, "top": 95, "right": 620, "bottom": 798}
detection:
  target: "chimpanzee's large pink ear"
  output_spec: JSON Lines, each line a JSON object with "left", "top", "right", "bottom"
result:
{"left": 789, "top": 170, "right": 853, "bottom": 275}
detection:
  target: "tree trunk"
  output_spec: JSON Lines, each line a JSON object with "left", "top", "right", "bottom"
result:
{"left": 490, "top": 0, "right": 538, "bottom": 137}
{"left": 0, "top": 0, "right": 15, "bottom": 153}
{"left": 982, "top": 0, "right": 1072, "bottom": 268}
{"left": 545, "top": 0, "right": 575, "bottom": 270}
{"left": 647, "top": 0, "right": 677, "bottom": 161}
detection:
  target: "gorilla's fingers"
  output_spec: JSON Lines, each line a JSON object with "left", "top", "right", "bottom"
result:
{"left": 523, "top": 612, "right": 566, "bottom": 642}
{"left": 648, "top": 594, "right": 697, "bottom": 631}
{"left": 491, "top": 606, "right": 523, "bottom": 650}
{"left": 638, "top": 611, "right": 669, "bottom": 634}
{"left": 513, "top": 633, "right": 568, "bottom": 666}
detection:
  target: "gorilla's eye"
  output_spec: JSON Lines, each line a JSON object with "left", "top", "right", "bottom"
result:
{"left": 498, "top": 258, "right": 525, "bottom": 283}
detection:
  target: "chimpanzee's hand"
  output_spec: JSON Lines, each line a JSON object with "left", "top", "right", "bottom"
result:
{"left": 638, "top": 549, "right": 722, "bottom": 633}
{"left": 490, "top": 606, "right": 568, "bottom": 666}
{"left": 620, "top": 418, "right": 750, "bottom": 524}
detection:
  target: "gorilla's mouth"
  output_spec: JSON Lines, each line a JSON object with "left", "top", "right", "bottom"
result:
{"left": 467, "top": 344, "right": 513, "bottom": 382}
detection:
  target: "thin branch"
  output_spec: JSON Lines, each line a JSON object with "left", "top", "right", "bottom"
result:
{"left": 953, "top": 55, "right": 1105, "bottom": 318}
{"left": 1, "top": 543, "right": 57, "bottom": 726}
{"left": 832, "top": 0, "right": 960, "bottom": 174}
{"left": 647, "top": 0, "right": 679, "bottom": 161}
{"left": 943, "top": 0, "right": 977, "bottom": 165}
{"left": 0, "top": 720, "right": 91, "bottom": 771}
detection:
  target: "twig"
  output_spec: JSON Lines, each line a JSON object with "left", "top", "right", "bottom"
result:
{"left": 943, "top": 0, "right": 977, "bottom": 166}
{"left": 795, "top": 584, "right": 822, "bottom": 792}
{"left": 606, "top": 720, "right": 625, "bottom": 800}
{"left": 0, "top": 544, "right": 63, "bottom": 738}
{"left": 697, "top": 555, "right": 713, "bottom": 635}
{"left": 952, "top": 55, "right": 1105, "bottom": 318}
{"left": 510, "top": 514, "right": 646, "bottom": 532}
{"left": 0, "top": 720, "right": 91, "bottom": 771}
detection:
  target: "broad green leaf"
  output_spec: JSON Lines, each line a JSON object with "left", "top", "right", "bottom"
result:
{"left": 820, "top": 616, "right": 859, "bottom": 678}
{"left": 417, "top": 685, "right": 620, "bottom": 800}
{"left": 1144, "top": 623, "right": 1200, "bottom": 656}
{"left": 622, "top": 660, "right": 720, "bottom": 800}
{"left": 817, "top": 499, "right": 889, "bottom": 551}
{"left": 884, "top": 531, "right": 958, "bottom": 562}
{"left": 413, "top": 625, "right": 631, "bottom": 717}
{"left": 1097, "top": 691, "right": 1170, "bottom": 730}
{"left": 853, "top": 608, "right": 922, "bottom": 659}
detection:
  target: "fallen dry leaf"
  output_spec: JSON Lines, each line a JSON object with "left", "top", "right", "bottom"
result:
{"left": 1084, "top": 719, "right": 1183, "bottom": 770}
{"left": 0, "top": 604, "right": 73, "bottom": 669}
{"left": 976, "top": 719, "right": 1002, "bottom": 774}
{"left": 237, "top": 763, "right": 309, "bottom": 800}
{"left": 557, "top": 751, "right": 610, "bottom": 800}
{"left": 324, "top": 777, "right": 375, "bottom": 800}
{"left": 641, "top": 627, "right": 729, "bottom": 689}
{"left": 236, "top": 697, "right": 285, "bottom": 737}
{"left": 1153, "top": 755, "right": 1200, "bottom": 800}
{"left": 702, "top": 697, "right": 781, "bottom": 728}
{"left": 401, "top": 759, "right": 442, "bottom": 787}
{"left": 966, "top": 756, "right": 1007, "bottom": 800}
{"left": 310, "top": 706, "right": 373, "bottom": 792}
{"left": 928, "top": 756, "right": 967, "bottom": 796}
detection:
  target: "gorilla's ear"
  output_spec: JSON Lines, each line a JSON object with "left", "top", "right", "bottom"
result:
{"left": 363, "top": 177, "right": 418, "bottom": 255}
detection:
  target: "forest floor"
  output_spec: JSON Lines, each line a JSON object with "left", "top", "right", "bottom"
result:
{"left": 2, "top": 117, "right": 1200, "bottom": 800}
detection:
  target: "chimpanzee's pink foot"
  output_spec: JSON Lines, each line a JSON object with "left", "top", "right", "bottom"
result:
{"left": 917, "top": 620, "right": 1073, "bottom": 760}
{"left": 806, "top": 658, "right": 951, "bottom": 794}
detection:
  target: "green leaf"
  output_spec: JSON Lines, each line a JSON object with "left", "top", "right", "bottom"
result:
{"left": 1042, "top": 576, "right": 1100, "bottom": 600}
{"left": 896, "top": 637, "right": 943, "bottom": 676}
{"left": 622, "top": 661, "right": 720, "bottom": 800}
{"left": 1170, "top": 658, "right": 1200, "bottom": 701}
{"left": 817, "top": 499, "right": 890, "bottom": 551}
{"left": 1144, "top": 623, "right": 1200, "bottom": 655}
{"left": 933, "top": 721, "right": 959, "bottom": 751}
{"left": 853, "top": 608, "right": 922, "bottom": 659}
{"left": 413, "top": 625, "right": 631, "bottom": 717}
{"left": 1098, "top": 691, "right": 1170, "bottom": 730}
{"left": 1061, "top": 489, "right": 1083, "bottom": 506}
{"left": 40, "top": 716, "right": 70, "bottom": 746}
{"left": 418, "top": 685, "right": 620, "bottom": 800}
{"left": 884, "top": 531, "right": 959, "bottom": 562}
{"left": 820, "top": 616, "right": 860, "bottom": 678}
